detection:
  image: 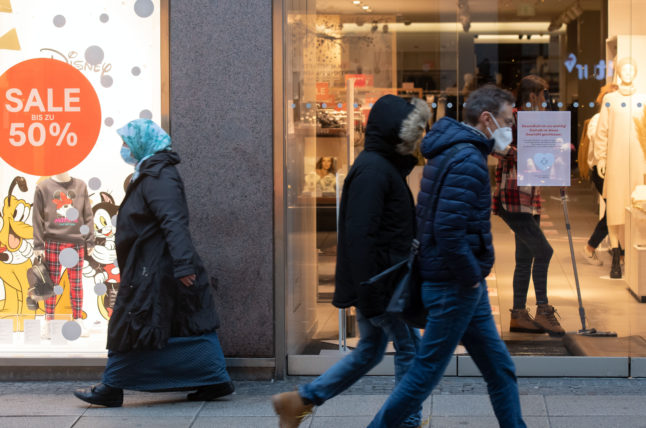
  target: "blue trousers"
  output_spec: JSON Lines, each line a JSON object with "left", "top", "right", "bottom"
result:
{"left": 299, "top": 310, "right": 422, "bottom": 427}
{"left": 368, "top": 281, "right": 526, "bottom": 428}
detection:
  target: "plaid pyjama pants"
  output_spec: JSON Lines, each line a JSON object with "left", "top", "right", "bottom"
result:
{"left": 44, "top": 241, "right": 85, "bottom": 319}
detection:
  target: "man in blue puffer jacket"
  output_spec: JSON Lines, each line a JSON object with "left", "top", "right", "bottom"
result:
{"left": 369, "top": 86, "right": 527, "bottom": 428}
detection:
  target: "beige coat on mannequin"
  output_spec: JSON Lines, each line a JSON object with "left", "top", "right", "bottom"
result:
{"left": 595, "top": 89, "right": 646, "bottom": 226}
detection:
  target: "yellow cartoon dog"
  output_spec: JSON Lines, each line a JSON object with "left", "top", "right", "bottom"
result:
{"left": 0, "top": 177, "right": 35, "bottom": 330}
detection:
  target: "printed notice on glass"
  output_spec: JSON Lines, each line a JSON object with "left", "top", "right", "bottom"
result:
{"left": 517, "top": 111, "right": 571, "bottom": 187}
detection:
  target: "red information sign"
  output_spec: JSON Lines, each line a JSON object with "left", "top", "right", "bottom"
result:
{"left": 0, "top": 58, "right": 101, "bottom": 176}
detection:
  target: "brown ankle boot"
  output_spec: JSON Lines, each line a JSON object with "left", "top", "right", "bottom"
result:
{"left": 271, "top": 390, "right": 313, "bottom": 428}
{"left": 534, "top": 304, "right": 565, "bottom": 337}
{"left": 510, "top": 308, "right": 544, "bottom": 333}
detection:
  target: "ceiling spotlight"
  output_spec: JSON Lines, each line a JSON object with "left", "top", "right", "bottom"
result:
{"left": 404, "top": 20, "right": 412, "bottom": 26}
{"left": 371, "top": 23, "right": 378, "bottom": 32}
{"left": 518, "top": 34, "right": 523, "bottom": 39}
{"left": 382, "top": 24, "right": 389, "bottom": 33}
{"left": 527, "top": 34, "right": 532, "bottom": 40}
{"left": 362, "top": 5, "right": 370, "bottom": 10}
{"left": 353, "top": 0, "right": 361, "bottom": 4}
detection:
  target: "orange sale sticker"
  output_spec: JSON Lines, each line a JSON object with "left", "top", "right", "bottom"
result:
{"left": 0, "top": 58, "right": 101, "bottom": 176}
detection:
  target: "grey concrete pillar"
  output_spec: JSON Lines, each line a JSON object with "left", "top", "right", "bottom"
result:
{"left": 169, "top": 1, "right": 274, "bottom": 358}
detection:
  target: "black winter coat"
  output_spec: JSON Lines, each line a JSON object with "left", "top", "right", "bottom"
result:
{"left": 417, "top": 117, "right": 495, "bottom": 287}
{"left": 332, "top": 95, "right": 418, "bottom": 318}
{"left": 107, "top": 151, "right": 220, "bottom": 352}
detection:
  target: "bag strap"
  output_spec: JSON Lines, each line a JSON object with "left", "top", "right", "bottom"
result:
{"left": 419, "top": 142, "right": 472, "bottom": 245}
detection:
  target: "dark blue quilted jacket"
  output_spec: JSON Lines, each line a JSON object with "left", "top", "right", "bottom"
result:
{"left": 417, "top": 117, "right": 495, "bottom": 287}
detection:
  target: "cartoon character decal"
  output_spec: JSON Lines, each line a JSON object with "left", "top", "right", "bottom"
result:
{"left": 52, "top": 190, "right": 78, "bottom": 225}
{"left": 0, "top": 177, "right": 35, "bottom": 330}
{"left": 83, "top": 192, "right": 120, "bottom": 319}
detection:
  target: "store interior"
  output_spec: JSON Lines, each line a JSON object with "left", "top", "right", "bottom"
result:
{"left": 284, "top": 0, "right": 646, "bottom": 358}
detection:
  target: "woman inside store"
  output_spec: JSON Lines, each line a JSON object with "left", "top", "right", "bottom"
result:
{"left": 492, "top": 75, "right": 565, "bottom": 337}
{"left": 315, "top": 155, "right": 337, "bottom": 194}
{"left": 74, "top": 119, "right": 232, "bottom": 407}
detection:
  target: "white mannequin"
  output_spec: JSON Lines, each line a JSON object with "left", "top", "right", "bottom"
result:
{"left": 595, "top": 57, "right": 646, "bottom": 276}
{"left": 51, "top": 173, "right": 71, "bottom": 183}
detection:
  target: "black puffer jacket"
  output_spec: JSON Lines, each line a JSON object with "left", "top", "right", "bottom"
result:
{"left": 332, "top": 95, "right": 422, "bottom": 318}
{"left": 107, "top": 151, "right": 220, "bottom": 352}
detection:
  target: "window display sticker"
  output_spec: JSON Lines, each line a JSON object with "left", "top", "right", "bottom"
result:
{"left": 517, "top": 111, "right": 571, "bottom": 187}
{"left": 0, "top": 319, "right": 13, "bottom": 344}
{"left": 0, "top": 58, "right": 101, "bottom": 176}
{"left": 23, "top": 319, "right": 41, "bottom": 345}
{"left": 50, "top": 320, "right": 67, "bottom": 346}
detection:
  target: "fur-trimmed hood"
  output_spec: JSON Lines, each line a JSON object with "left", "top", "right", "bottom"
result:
{"left": 364, "top": 95, "right": 431, "bottom": 169}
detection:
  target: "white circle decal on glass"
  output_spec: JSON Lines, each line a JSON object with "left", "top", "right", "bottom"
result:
{"left": 573, "top": 102, "right": 579, "bottom": 108}
{"left": 101, "top": 75, "right": 114, "bottom": 88}
{"left": 134, "top": 0, "right": 155, "bottom": 18}
{"left": 89, "top": 177, "right": 102, "bottom": 190}
{"left": 541, "top": 102, "right": 547, "bottom": 108}
{"left": 132, "top": 66, "right": 141, "bottom": 76}
{"left": 447, "top": 103, "right": 453, "bottom": 108}
{"left": 104, "top": 117, "right": 114, "bottom": 127}
{"left": 80, "top": 225, "right": 90, "bottom": 235}
{"left": 139, "top": 109, "right": 153, "bottom": 119}
{"left": 557, "top": 102, "right": 564, "bottom": 108}
{"left": 85, "top": 46, "right": 105, "bottom": 65}
{"left": 66, "top": 207, "right": 79, "bottom": 221}
{"left": 589, "top": 102, "right": 595, "bottom": 108}
{"left": 94, "top": 283, "right": 107, "bottom": 295}
{"left": 59, "top": 248, "right": 79, "bottom": 268}
{"left": 100, "top": 13, "right": 109, "bottom": 23}
{"left": 53, "top": 15, "right": 66, "bottom": 27}
{"left": 526, "top": 102, "right": 532, "bottom": 108}
{"left": 54, "top": 285, "right": 64, "bottom": 295}
{"left": 62, "top": 321, "right": 81, "bottom": 341}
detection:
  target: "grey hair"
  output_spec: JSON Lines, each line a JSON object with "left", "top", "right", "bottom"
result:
{"left": 463, "top": 85, "right": 515, "bottom": 126}
{"left": 397, "top": 98, "right": 431, "bottom": 155}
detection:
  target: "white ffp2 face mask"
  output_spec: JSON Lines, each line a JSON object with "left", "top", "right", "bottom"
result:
{"left": 486, "top": 113, "right": 513, "bottom": 152}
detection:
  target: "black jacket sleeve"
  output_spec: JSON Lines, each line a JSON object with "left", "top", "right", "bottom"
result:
{"left": 141, "top": 167, "right": 197, "bottom": 279}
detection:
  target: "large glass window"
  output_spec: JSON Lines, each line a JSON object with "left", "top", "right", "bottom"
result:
{"left": 0, "top": 1, "right": 166, "bottom": 356}
{"left": 283, "top": 0, "right": 646, "bottom": 368}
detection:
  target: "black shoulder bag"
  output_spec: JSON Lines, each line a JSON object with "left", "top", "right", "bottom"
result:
{"left": 361, "top": 143, "right": 471, "bottom": 329}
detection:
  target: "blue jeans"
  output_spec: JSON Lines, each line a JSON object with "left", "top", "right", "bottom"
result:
{"left": 368, "top": 281, "right": 526, "bottom": 428}
{"left": 299, "top": 310, "right": 421, "bottom": 428}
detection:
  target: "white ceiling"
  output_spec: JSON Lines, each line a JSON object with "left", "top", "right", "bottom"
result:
{"left": 317, "top": 0, "right": 602, "bottom": 22}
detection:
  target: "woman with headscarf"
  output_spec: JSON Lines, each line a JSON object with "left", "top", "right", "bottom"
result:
{"left": 74, "top": 119, "right": 232, "bottom": 407}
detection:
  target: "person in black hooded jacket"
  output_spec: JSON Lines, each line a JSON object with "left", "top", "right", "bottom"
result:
{"left": 74, "top": 119, "right": 232, "bottom": 407}
{"left": 272, "top": 95, "right": 430, "bottom": 428}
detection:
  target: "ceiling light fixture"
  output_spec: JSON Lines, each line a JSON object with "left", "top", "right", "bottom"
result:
{"left": 353, "top": 0, "right": 361, "bottom": 4}
{"left": 362, "top": 5, "right": 370, "bottom": 10}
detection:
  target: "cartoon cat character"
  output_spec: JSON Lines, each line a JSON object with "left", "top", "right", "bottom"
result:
{"left": 0, "top": 177, "right": 36, "bottom": 331}
{"left": 83, "top": 192, "right": 120, "bottom": 319}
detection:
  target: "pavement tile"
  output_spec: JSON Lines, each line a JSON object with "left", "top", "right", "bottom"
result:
{"left": 310, "top": 416, "right": 373, "bottom": 428}
{"left": 83, "top": 392, "right": 202, "bottom": 417}
{"left": 549, "top": 416, "right": 646, "bottom": 428}
{"left": 0, "top": 416, "right": 79, "bottom": 428}
{"left": 432, "top": 394, "right": 546, "bottom": 416}
{"left": 74, "top": 416, "right": 193, "bottom": 428}
{"left": 199, "top": 395, "right": 275, "bottom": 417}
{"left": 429, "top": 416, "right": 549, "bottom": 427}
{"left": 545, "top": 395, "right": 646, "bottom": 416}
{"left": 0, "top": 394, "right": 87, "bottom": 416}
{"left": 192, "top": 416, "right": 280, "bottom": 428}
{"left": 313, "top": 394, "right": 389, "bottom": 416}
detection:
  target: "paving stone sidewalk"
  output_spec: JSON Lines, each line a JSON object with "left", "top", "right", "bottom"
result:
{"left": 2, "top": 377, "right": 646, "bottom": 427}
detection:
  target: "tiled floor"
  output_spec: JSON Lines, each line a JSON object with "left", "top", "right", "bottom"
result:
{"left": 312, "top": 180, "right": 646, "bottom": 355}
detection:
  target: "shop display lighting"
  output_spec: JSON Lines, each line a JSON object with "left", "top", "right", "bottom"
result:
{"left": 548, "top": 0, "right": 582, "bottom": 32}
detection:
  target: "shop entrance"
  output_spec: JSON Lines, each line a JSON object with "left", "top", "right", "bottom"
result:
{"left": 280, "top": 0, "right": 646, "bottom": 374}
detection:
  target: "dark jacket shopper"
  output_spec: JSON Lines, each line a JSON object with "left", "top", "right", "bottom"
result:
{"left": 272, "top": 95, "right": 430, "bottom": 428}
{"left": 492, "top": 75, "right": 565, "bottom": 336}
{"left": 368, "top": 87, "right": 527, "bottom": 428}
{"left": 74, "top": 119, "right": 232, "bottom": 407}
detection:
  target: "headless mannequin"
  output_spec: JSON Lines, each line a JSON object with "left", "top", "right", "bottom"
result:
{"left": 34, "top": 173, "right": 73, "bottom": 259}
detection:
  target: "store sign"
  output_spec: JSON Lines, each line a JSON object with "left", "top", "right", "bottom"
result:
{"left": 345, "top": 74, "right": 374, "bottom": 88}
{"left": 564, "top": 53, "right": 611, "bottom": 81}
{"left": 0, "top": 58, "right": 101, "bottom": 176}
{"left": 517, "top": 111, "right": 571, "bottom": 187}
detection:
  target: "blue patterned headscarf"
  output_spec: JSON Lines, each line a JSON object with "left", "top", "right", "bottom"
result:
{"left": 117, "top": 119, "right": 171, "bottom": 179}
